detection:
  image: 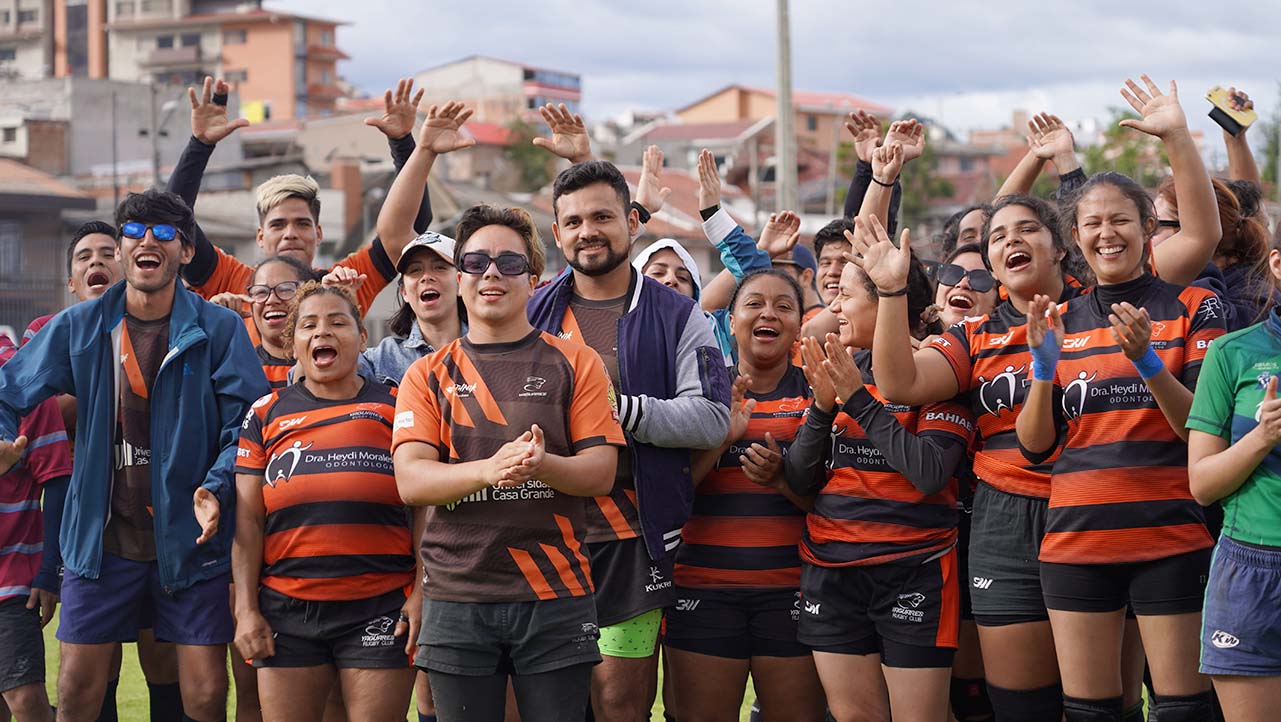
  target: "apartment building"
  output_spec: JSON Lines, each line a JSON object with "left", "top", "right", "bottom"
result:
{"left": 413, "top": 55, "right": 581, "bottom": 126}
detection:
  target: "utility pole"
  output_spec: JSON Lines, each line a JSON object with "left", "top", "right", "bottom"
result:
{"left": 149, "top": 82, "right": 160, "bottom": 187}
{"left": 111, "top": 90, "right": 119, "bottom": 208}
{"left": 774, "top": 0, "right": 798, "bottom": 212}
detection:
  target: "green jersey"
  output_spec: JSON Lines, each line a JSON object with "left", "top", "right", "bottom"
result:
{"left": 1187, "top": 311, "right": 1281, "bottom": 546}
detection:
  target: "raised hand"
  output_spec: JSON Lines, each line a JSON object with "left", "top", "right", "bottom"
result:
{"left": 844, "top": 110, "right": 882, "bottom": 163}
{"left": 1108, "top": 302, "right": 1153, "bottom": 361}
{"left": 727, "top": 375, "right": 757, "bottom": 443}
{"left": 695, "top": 148, "right": 722, "bottom": 211}
{"left": 532, "top": 103, "right": 591, "bottom": 163}
{"left": 758, "top": 211, "right": 801, "bottom": 259}
{"left": 637, "top": 145, "right": 672, "bottom": 213}
{"left": 1026, "top": 294, "right": 1064, "bottom": 381}
{"left": 193, "top": 487, "right": 220, "bottom": 544}
{"left": 1119, "top": 74, "right": 1187, "bottom": 139}
{"left": 188, "top": 76, "right": 249, "bottom": 146}
{"left": 821, "top": 333, "right": 864, "bottom": 404}
{"left": 1027, "top": 112, "right": 1075, "bottom": 161}
{"left": 870, "top": 141, "right": 904, "bottom": 185}
{"left": 209, "top": 292, "right": 251, "bottom": 318}
{"left": 417, "top": 102, "right": 477, "bottom": 155}
{"left": 364, "top": 77, "right": 425, "bottom": 140}
{"left": 844, "top": 215, "right": 911, "bottom": 295}
{"left": 740, "top": 433, "right": 784, "bottom": 490}
{"left": 801, "top": 337, "right": 837, "bottom": 413}
{"left": 321, "top": 266, "right": 367, "bottom": 294}
{"left": 885, "top": 118, "right": 925, "bottom": 163}
{"left": 1256, "top": 376, "right": 1281, "bottom": 445}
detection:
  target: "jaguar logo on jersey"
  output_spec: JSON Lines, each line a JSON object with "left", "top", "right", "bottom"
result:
{"left": 522, "top": 376, "right": 548, "bottom": 395}
{"left": 1061, "top": 371, "right": 1097, "bottom": 420}
{"left": 264, "top": 440, "right": 313, "bottom": 488}
{"left": 977, "top": 365, "right": 1026, "bottom": 417}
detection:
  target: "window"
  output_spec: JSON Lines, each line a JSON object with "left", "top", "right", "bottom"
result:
{"left": 0, "top": 10, "right": 10, "bottom": 24}
{"left": 806, "top": 114, "right": 817, "bottom": 132}
{"left": 17, "top": 9, "right": 37, "bottom": 24}
{"left": 959, "top": 156, "right": 973, "bottom": 172}
{"left": 225, "top": 69, "right": 247, "bottom": 83}
{"left": 0, "top": 48, "right": 15, "bottom": 61}
{"left": 155, "top": 34, "right": 173, "bottom": 49}
{"left": 319, "top": 30, "right": 332, "bottom": 46}
{"left": 114, "top": 1, "right": 134, "bottom": 17}
{"left": 320, "top": 70, "right": 331, "bottom": 85}
{"left": 0, "top": 222, "right": 21, "bottom": 274}
{"left": 2, "top": 128, "right": 16, "bottom": 143}
{"left": 140, "top": 0, "right": 171, "bottom": 12}
{"left": 223, "top": 29, "right": 246, "bottom": 45}
{"left": 180, "top": 33, "right": 200, "bottom": 48}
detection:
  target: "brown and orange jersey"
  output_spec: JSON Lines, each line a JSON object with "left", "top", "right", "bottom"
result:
{"left": 803, "top": 352, "right": 974, "bottom": 567}
{"left": 1040, "top": 277, "right": 1225, "bottom": 564}
{"left": 235, "top": 380, "right": 414, "bottom": 602}
{"left": 391, "top": 330, "right": 626, "bottom": 603}
{"left": 256, "top": 345, "right": 292, "bottom": 391}
{"left": 927, "top": 286, "right": 1087, "bottom": 499}
{"left": 675, "top": 365, "right": 810, "bottom": 590}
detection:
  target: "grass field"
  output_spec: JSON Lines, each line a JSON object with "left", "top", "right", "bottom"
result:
{"left": 39, "top": 612, "right": 758, "bottom": 721}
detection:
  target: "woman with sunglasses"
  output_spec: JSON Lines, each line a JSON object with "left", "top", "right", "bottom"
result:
{"left": 934, "top": 245, "right": 998, "bottom": 329}
{"left": 665, "top": 269, "right": 824, "bottom": 722}
{"left": 233, "top": 282, "right": 420, "bottom": 722}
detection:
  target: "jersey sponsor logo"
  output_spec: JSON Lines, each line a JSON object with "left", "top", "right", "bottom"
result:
{"left": 674, "top": 598, "right": 700, "bottom": 612}
{"left": 445, "top": 382, "right": 476, "bottom": 399}
{"left": 892, "top": 592, "right": 926, "bottom": 623}
{"left": 988, "top": 331, "right": 1015, "bottom": 347}
{"left": 1210, "top": 630, "right": 1240, "bottom": 649}
{"left": 776, "top": 397, "right": 807, "bottom": 413}
{"left": 278, "top": 416, "right": 308, "bottom": 431}
{"left": 558, "top": 330, "right": 574, "bottom": 340}
{"left": 1061, "top": 371, "right": 1097, "bottom": 420}
{"left": 1062, "top": 337, "right": 1089, "bottom": 350}
{"left": 252, "top": 394, "right": 273, "bottom": 410}
{"left": 1196, "top": 296, "right": 1223, "bottom": 322}
{"left": 237, "top": 447, "right": 250, "bottom": 459}
{"left": 1196, "top": 339, "right": 1212, "bottom": 349}
{"left": 520, "top": 376, "right": 549, "bottom": 398}
{"left": 645, "top": 565, "right": 672, "bottom": 593}
{"left": 923, "top": 410, "right": 974, "bottom": 432}
{"left": 361, "top": 616, "right": 397, "bottom": 648}
{"left": 393, "top": 411, "right": 414, "bottom": 430}
{"left": 445, "top": 486, "right": 490, "bottom": 511}
{"left": 803, "top": 599, "right": 822, "bottom": 615}
{"left": 977, "top": 365, "right": 1026, "bottom": 417}
{"left": 264, "top": 440, "right": 312, "bottom": 488}
{"left": 972, "top": 577, "right": 994, "bottom": 589}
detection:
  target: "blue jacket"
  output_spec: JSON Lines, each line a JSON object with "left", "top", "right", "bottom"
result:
{"left": 528, "top": 268, "right": 731, "bottom": 560}
{"left": 0, "top": 281, "right": 268, "bottom": 591}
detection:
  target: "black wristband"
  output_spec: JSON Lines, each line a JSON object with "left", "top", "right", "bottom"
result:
{"left": 212, "top": 92, "right": 228, "bottom": 106}
{"left": 876, "top": 286, "right": 908, "bottom": 298}
{"left": 631, "top": 201, "right": 652, "bottom": 224}
{"left": 871, "top": 176, "right": 895, "bottom": 188}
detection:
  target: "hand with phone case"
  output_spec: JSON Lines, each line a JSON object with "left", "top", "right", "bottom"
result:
{"left": 1206, "top": 85, "right": 1258, "bottom": 136}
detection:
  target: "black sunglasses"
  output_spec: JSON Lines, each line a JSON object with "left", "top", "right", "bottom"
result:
{"left": 460, "top": 252, "right": 531, "bottom": 276}
{"left": 937, "top": 263, "right": 996, "bottom": 293}
{"left": 1157, "top": 220, "right": 1180, "bottom": 230}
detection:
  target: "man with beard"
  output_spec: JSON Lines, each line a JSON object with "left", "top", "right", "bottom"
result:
{"left": 528, "top": 161, "right": 731, "bottom": 722}
{"left": 0, "top": 189, "right": 267, "bottom": 722}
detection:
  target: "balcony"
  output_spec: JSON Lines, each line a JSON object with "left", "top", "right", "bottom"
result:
{"left": 143, "top": 45, "right": 205, "bottom": 68}
{"left": 306, "top": 44, "right": 349, "bottom": 60}
{"left": 306, "top": 83, "right": 344, "bottom": 99}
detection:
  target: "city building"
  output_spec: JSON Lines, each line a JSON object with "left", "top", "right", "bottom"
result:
{"left": 413, "top": 55, "right": 581, "bottom": 126}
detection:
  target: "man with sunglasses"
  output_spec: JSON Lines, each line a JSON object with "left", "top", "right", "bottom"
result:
{"left": 0, "top": 188, "right": 268, "bottom": 722}
{"left": 528, "top": 160, "right": 731, "bottom": 722}
{"left": 394, "top": 204, "right": 625, "bottom": 722}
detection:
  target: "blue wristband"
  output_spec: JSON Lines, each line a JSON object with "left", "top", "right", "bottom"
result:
{"left": 1132, "top": 346, "right": 1164, "bottom": 379}
{"left": 1030, "top": 330, "right": 1060, "bottom": 382}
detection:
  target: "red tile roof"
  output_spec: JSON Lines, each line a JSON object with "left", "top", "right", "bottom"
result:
{"left": 641, "top": 120, "right": 762, "bottom": 143}
{"left": 678, "top": 84, "right": 892, "bottom": 117}
{"left": 463, "top": 122, "right": 514, "bottom": 147}
{"left": 0, "top": 159, "right": 94, "bottom": 205}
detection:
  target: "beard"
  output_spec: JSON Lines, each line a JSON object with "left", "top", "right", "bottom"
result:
{"left": 566, "top": 238, "right": 629, "bottom": 277}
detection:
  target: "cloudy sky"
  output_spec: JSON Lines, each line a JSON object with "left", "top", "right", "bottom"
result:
{"left": 275, "top": 0, "right": 1277, "bottom": 159}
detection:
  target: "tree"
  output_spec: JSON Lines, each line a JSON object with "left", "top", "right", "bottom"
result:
{"left": 504, "top": 118, "right": 554, "bottom": 191}
{"left": 1258, "top": 83, "right": 1280, "bottom": 197}
{"left": 1082, "top": 107, "right": 1168, "bottom": 188}
{"left": 898, "top": 133, "right": 955, "bottom": 230}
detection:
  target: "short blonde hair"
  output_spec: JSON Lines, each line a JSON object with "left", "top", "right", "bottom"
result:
{"left": 256, "top": 174, "right": 321, "bottom": 224}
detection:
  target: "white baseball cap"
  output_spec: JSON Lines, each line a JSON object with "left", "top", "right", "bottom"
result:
{"left": 396, "top": 231, "right": 457, "bottom": 272}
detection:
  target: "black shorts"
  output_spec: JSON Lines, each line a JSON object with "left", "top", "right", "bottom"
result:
{"left": 255, "top": 587, "right": 411, "bottom": 669}
{"left": 968, "top": 482, "right": 1050, "bottom": 626}
{"left": 416, "top": 595, "right": 601, "bottom": 676}
{"left": 664, "top": 587, "right": 808, "bottom": 659}
{"left": 1040, "top": 547, "right": 1212, "bottom": 615}
{"left": 797, "top": 550, "right": 959, "bottom": 669}
{"left": 0, "top": 598, "right": 44, "bottom": 693}
{"left": 588, "top": 537, "right": 675, "bottom": 627}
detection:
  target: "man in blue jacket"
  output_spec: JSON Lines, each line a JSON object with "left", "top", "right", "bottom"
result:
{"left": 0, "top": 189, "right": 268, "bottom": 722}
{"left": 528, "top": 160, "right": 730, "bottom": 722}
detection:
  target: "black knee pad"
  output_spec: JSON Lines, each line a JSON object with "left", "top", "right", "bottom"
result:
{"left": 1122, "top": 701, "right": 1144, "bottom": 722}
{"left": 986, "top": 683, "right": 1063, "bottom": 722}
{"left": 950, "top": 678, "right": 993, "bottom": 721}
{"left": 1151, "top": 692, "right": 1212, "bottom": 722}
{"left": 1063, "top": 695, "right": 1123, "bottom": 722}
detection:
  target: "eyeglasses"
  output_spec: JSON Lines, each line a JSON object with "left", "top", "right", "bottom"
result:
{"left": 247, "top": 281, "right": 301, "bottom": 303}
{"left": 120, "top": 222, "right": 180, "bottom": 242}
{"left": 937, "top": 264, "right": 996, "bottom": 293}
{"left": 460, "top": 252, "right": 531, "bottom": 276}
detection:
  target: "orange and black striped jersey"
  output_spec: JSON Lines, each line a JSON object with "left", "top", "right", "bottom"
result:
{"left": 675, "top": 365, "right": 810, "bottom": 589}
{"left": 257, "top": 345, "right": 292, "bottom": 391}
{"left": 558, "top": 297, "right": 644, "bottom": 543}
{"left": 193, "top": 243, "right": 396, "bottom": 344}
{"left": 235, "top": 380, "right": 414, "bottom": 602}
{"left": 1040, "top": 275, "right": 1225, "bottom": 564}
{"left": 927, "top": 285, "right": 1087, "bottom": 499}
{"left": 801, "top": 351, "right": 974, "bottom": 567}
{"left": 391, "top": 330, "right": 626, "bottom": 603}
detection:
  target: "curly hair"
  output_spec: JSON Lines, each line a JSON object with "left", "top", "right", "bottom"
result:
{"left": 280, "top": 281, "right": 362, "bottom": 360}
